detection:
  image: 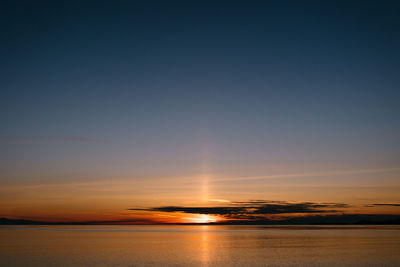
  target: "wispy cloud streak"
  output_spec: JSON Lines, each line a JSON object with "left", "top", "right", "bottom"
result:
{"left": 58, "top": 136, "right": 107, "bottom": 143}
{"left": 213, "top": 167, "right": 400, "bottom": 182}
{"left": 0, "top": 136, "right": 107, "bottom": 144}
{"left": 372, "top": 203, "right": 400, "bottom": 207}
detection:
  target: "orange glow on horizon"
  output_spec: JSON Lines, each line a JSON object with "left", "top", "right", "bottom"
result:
{"left": 186, "top": 214, "right": 219, "bottom": 224}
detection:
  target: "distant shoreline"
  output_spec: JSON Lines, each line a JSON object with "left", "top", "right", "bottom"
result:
{"left": 2, "top": 217, "right": 400, "bottom": 226}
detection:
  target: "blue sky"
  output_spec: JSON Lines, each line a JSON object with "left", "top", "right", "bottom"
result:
{"left": 1, "top": 1, "right": 400, "bottom": 221}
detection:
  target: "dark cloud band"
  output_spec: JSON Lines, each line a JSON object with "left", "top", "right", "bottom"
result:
{"left": 129, "top": 200, "right": 349, "bottom": 218}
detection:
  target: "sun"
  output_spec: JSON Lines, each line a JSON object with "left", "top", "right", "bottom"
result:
{"left": 190, "top": 214, "right": 218, "bottom": 224}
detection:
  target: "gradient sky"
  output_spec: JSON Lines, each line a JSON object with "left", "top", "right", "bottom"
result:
{"left": 1, "top": 0, "right": 400, "bottom": 223}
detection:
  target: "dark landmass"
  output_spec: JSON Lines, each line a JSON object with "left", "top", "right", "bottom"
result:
{"left": 1, "top": 214, "right": 400, "bottom": 226}
{"left": 0, "top": 218, "right": 92, "bottom": 225}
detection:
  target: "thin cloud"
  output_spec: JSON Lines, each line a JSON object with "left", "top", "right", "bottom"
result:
{"left": 214, "top": 167, "right": 400, "bottom": 182}
{"left": 58, "top": 136, "right": 107, "bottom": 143}
{"left": 206, "top": 199, "right": 231, "bottom": 203}
{"left": 372, "top": 203, "right": 400, "bottom": 207}
{"left": 0, "top": 136, "right": 107, "bottom": 144}
{"left": 0, "top": 217, "right": 161, "bottom": 225}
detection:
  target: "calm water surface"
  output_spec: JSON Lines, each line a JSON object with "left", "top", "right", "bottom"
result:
{"left": 1, "top": 225, "right": 399, "bottom": 266}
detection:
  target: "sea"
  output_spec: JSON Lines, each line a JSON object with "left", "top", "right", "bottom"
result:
{"left": 1, "top": 225, "right": 399, "bottom": 266}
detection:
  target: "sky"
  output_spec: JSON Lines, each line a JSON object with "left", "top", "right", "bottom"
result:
{"left": 1, "top": 0, "right": 400, "bottom": 224}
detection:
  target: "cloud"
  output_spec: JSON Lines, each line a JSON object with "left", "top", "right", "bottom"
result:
{"left": 273, "top": 214, "right": 400, "bottom": 225}
{"left": 129, "top": 200, "right": 349, "bottom": 219}
{"left": 372, "top": 203, "right": 400, "bottom": 207}
{"left": 0, "top": 217, "right": 161, "bottom": 225}
{"left": 134, "top": 206, "right": 243, "bottom": 215}
{"left": 58, "top": 136, "right": 107, "bottom": 143}
{"left": 207, "top": 199, "right": 231, "bottom": 203}
{"left": 213, "top": 167, "right": 400, "bottom": 182}
{"left": 1, "top": 136, "right": 107, "bottom": 144}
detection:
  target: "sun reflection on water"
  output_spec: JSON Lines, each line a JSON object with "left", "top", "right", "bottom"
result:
{"left": 201, "top": 225, "right": 209, "bottom": 267}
